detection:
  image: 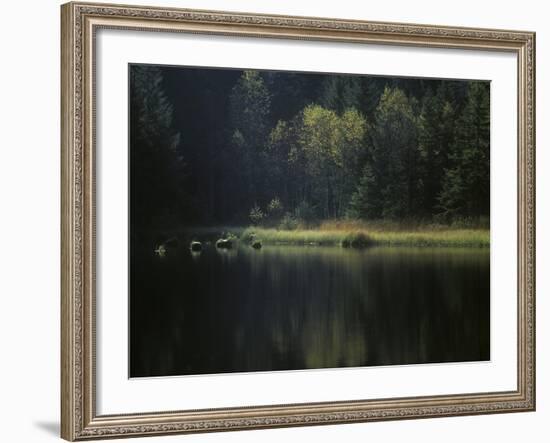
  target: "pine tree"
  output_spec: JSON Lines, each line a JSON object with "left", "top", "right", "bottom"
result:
{"left": 439, "top": 82, "right": 490, "bottom": 218}
{"left": 321, "top": 76, "right": 362, "bottom": 114}
{"left": 130, "top": 65, "right": 184, "bottom": 229}
{"left": 347, "top": 163, "right": 378, "bottom": 219}
{"left": 361, "top": 87, "right": 421, "bottom": 219}
{"left": 229, "top": 71, "right": 272, "bottom": 208}
{"left": 267, "top": 119, "right": 299, "bottom": 206}
{"left": 418, "top": 84, "right": 457, "bottom": 215}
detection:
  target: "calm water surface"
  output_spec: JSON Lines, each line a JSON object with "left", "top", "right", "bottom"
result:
{"left": 130, "top": 244, "right": 489, "bottom": 377}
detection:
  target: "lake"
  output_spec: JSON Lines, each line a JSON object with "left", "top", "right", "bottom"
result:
{"left": 130, "top": 243, "right": 490, "bottom": 377}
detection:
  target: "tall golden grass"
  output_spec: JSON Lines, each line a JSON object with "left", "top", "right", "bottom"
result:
{"left": 240, "top": 222, "right": 489, "bottom": 248}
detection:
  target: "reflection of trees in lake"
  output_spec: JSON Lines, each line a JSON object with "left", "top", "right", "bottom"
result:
{"left": 190, "top": 247, "right": 489, "bottom": 374}
{"left": 130, "top": 244, "right": 489, "bottom": 377}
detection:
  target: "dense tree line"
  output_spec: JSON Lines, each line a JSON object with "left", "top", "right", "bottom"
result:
{"left": 130, "top": 65, "right": 490, "bottom": 229}
{"left": 130, "top": 66, "right": 186, "bottom": 230}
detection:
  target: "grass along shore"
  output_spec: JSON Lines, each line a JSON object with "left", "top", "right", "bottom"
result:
{"left": 240, "top": 222, "right": 489, "bottom": 248}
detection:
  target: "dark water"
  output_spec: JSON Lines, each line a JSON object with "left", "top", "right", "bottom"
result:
{"left": 130, "top": 244, "right": 490, "bottom": 377}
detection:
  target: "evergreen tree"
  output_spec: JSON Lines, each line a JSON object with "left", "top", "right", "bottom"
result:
{"left": 347, "top": 163, "right": 377, "bottom": 219}
{"left": 267, "top": 119, "right": 299, "bottom": 206}
{"left": 354, "top": 87, "right": 421, "bottom": 219}
{"left": 439, "top": 82, "right": 490, "bottom": 218}
{"left": 321, "top": 76, "right": 362, "bottom": 114}
{"left": 359, "top": 77, "right": 388, "bottom": 118}
{"left": 229, "top": 71, "right": 272, "bottom": 208}
{"left": 418, "top": 84, "right": 457, "bottom": 214}
{"left": 264, "top": 71, "right": 323, "bottom": 122}
{"left": 129, "top": 66, "right": 491, "bottom": 227}
{"left": 335, "top": 109, "right": 368, "bottom": 214}
{"left": 130, "top": 65, "right": 184, "bottom": 229}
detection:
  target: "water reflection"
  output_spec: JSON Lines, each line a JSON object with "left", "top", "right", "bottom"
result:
{"left": 130, "top": 245, "right": 489, "bottom": 377}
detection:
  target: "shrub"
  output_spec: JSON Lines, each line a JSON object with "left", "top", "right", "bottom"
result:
{"left": 242, "top": 230, "right": 257, "bottom": 244}
{"left": 341, "top": 232, "right": 374, "bottom": 249}
{"left": 267, "top": 197, "right": 284, "bottom": 218}
{"left": 279, "top": 212, "right": 299, "bottom": 230}
{"left": 249, "top": 205, "right": 265, "bottom": 225}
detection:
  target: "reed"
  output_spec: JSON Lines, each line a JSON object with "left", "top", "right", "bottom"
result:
{"left": 240, "top": 225, "right": 489, "bottom": 248}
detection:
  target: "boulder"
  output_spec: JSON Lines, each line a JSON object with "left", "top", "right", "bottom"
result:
{"left": 154, "top": 244, "right": 167, "bottom": 257}
{"left": 190, "top": 241, "right": 202, "bottom": 252}
{"left": 216, "top": 238, "right": 233, "bottom": 249}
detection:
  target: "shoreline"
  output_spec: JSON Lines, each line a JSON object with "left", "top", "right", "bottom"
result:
{"left": 241, "top": 227, "right": 489, "bottom": 248}
{"left": 156, "top": 224, "right": 490, "bottom": 249}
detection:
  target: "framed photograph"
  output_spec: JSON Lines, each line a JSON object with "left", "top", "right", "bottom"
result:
{"left": 61, "top": 1, "right": 536, "bottom": 440}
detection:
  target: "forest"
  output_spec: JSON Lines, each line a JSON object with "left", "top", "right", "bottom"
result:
{"left": 130, "top": 64, "right": 490, "bottom": 246}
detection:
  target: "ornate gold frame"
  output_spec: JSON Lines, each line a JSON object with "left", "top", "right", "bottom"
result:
{"left": 61, "top": 2, "right": 536, "bottom": 440}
